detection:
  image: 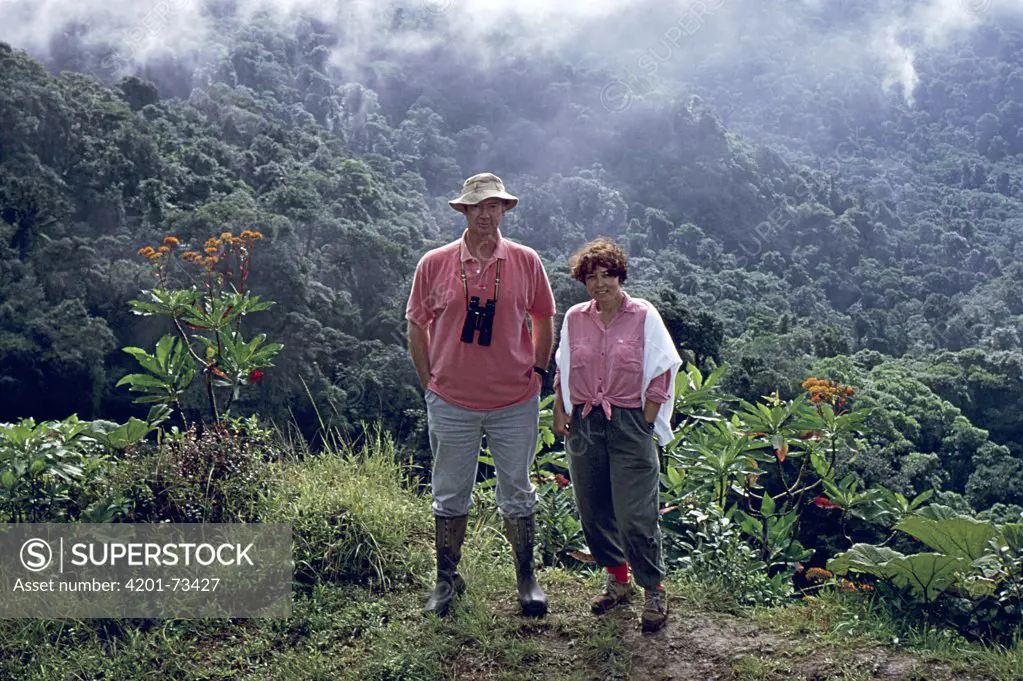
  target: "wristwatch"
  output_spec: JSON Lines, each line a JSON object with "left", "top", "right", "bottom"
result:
{"left": 533, "top": 366, "right": 549, "bottom": 381}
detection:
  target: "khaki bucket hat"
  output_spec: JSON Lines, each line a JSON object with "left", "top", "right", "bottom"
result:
{"left": 448, "top": 172, "right": 518, "bottom": 213}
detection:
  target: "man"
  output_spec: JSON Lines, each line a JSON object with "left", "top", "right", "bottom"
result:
{"left": 406, "top": 172, "right": 556, "bottom": 618}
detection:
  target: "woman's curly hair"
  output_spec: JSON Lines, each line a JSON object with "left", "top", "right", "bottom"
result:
{"left": 569, "top": 237, "right": 628, "bottom": 284}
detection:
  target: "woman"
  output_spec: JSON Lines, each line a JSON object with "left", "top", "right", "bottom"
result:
{"left": 552, "top": 237, "right": 682, "bottom": 633}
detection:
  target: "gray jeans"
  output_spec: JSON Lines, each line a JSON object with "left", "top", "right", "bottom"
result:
{"left": 566, "top": 405, "right": 665, "bottom": 590}
{"left": 425, "top": 389, "right": 540, "bottom": 519}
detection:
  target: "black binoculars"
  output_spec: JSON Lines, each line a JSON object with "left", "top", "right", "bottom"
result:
{"left": 460, "top": 296, "right": 497, "bottom": 346}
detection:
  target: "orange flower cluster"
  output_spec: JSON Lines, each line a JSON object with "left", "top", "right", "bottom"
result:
{"left": 180, "top": 250, "right": 218, "bottom": 268}
{"left": 837, "top": 578, "right": 874, "bottom": 594}
{"left": 137, "top": 236, "right": 180, "bottom": 261}
{"left": 805, "top": 567, "right": 833, "bottom": 584}
{"left": 136, "top": 228, "right": 265, "bottom": 289}
{"left": 199, "top": 228, "right": 265, "bottom": 289}
{"left": 802, "top": 377, "right": 855, "bottom": 408}
{"left": 202, "top": 230, "right": 263, "bottom": 252}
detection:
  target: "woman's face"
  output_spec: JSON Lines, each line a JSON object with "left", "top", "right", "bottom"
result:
{"left": 584, "top": 265, "right": 622, "bottom": 306}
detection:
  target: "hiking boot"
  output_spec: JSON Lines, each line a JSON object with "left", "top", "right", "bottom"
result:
{"left": 641, "top": 585, "right": 668, "bottom": 632}
{"left": 425, "top": 514, "right": 469, "bottom": 617}
{"left": 591, "top": 573, "right": 634, "bottom": 615}
{"left": 505, "top": 514, "right": 548, "bottom": 617}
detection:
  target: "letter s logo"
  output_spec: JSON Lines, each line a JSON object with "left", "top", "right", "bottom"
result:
{"left": 21, "top": 539, "right": 52, "bottom": 572}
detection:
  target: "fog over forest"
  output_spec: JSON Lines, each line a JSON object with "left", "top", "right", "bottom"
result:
{"left": 3, "top": 0, "right": 1014, "bottom": 117}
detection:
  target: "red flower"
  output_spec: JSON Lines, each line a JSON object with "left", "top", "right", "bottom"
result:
{"left": 554, "top": 473, "right": 570, "bottom": 489}
{"left": 813, "top": 496, "right": 842, "bottom": 510}
{"left": 249, "top": 369, "right": 265, "bottom": 383}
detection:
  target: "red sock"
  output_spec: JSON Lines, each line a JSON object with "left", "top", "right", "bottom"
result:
{"left": 607, "top": 563, "right": 629, "bottom": 583}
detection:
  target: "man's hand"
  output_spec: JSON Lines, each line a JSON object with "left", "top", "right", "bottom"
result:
{"left": 407, "top": 321, "right": 431, "bottom": 389}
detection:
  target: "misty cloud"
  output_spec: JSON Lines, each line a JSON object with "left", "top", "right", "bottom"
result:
{"left": 874, "top": 0, "right": 1003, "bottom": 104}
{"left": 0, "top": 0, "right": 1013, "bottom": 107}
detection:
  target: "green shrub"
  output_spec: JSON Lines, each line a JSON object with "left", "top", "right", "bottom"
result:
{"left": 662, "top": 497, "right": 793, "bottom": 607}
{"left": 0, "top": 416, "right": 114, "bottom": 522}
{"left": 102, "top": 422, "right": 275, "bottom": 523}
{"left": 829, "top": 505, "right": 1023, "bottom": 642}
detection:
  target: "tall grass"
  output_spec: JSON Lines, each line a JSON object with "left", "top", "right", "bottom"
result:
{"left": 265, "top": 425, "right": 433, "bottom": 589}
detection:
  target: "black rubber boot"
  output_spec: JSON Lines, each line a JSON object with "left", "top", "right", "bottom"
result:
{"left": 505, "top": 514, "right": 548, "bottom": 617}
{"left": 425, "top": 514, "right": 468, "bottom": 617}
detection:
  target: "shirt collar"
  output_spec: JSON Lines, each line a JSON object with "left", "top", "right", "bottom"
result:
{"left": 585, "top": 290, "right": 635, "bottom": 318}
{"left": 460, "top": 230, "right": 507, "bottom": 262}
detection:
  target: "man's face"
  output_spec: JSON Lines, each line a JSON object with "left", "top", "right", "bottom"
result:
{"left": 465, "top": 198, "right": 506, "bottom": 239}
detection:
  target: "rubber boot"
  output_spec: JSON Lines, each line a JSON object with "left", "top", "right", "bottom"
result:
{"left": 505, "top": 514, "right": 548, "bottom": 617}
{"left": 425, "top": 514, "right": 468, "bottom": 617}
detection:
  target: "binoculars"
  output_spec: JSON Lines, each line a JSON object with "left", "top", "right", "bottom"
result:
{"left": 460, "top": 296, "right": 497, "bottom": 346}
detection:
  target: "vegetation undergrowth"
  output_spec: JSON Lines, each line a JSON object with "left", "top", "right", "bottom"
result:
{"left": 1, "top": 425, "right": 1021, "bottom": 680}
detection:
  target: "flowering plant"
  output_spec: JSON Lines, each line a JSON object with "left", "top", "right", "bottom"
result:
{"left": 118, "top": 230, "right": 282, "bottom": 425}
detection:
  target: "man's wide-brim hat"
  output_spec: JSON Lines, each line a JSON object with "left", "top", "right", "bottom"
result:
{"left": 449, "top": 172, "right": 518, "bottom": 213}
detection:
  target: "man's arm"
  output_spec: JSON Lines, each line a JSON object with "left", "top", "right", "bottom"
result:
{"left": 407, "top": 320, "right": 431, "bottom": 389}
{"left": 532, "top": 315, "right": 555, "bottom": 369}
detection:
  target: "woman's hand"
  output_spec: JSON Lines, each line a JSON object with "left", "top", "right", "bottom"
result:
{"left": 643, "top": 400, "right": 661, "bottom": 429}
{"left": 553, "top": 406, "right": 571, "bottom": 437}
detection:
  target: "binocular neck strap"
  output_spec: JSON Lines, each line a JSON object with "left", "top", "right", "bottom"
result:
{"left": 458, "top": 244, "right": 502, "bottom": 308}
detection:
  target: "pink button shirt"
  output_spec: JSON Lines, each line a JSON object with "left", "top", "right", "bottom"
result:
{"left": 406, "top": 231, "right": 556, "bottom": 411}
{"left": 555, "top": 293, "right": 671, "bottom": 419}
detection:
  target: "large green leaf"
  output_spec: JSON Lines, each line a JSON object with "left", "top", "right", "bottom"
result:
{"left": 91, "top": 418, "right": 153, "bottom": 450}
{"left": 895, "top": 515, "right": 996, "bottom": 561}
{"left": 914, "top": 504, "right": 962, "bottom": 521}
{"left": 828, "top": 543, "right": 905, "bottom": 578}
{"left": 829, "top": 544, "right": 968, "bottom": 603}
{"left": 886, "top": 553, "right": 969, "bottom": 603}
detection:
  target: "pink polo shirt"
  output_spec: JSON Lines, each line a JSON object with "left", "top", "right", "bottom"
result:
{"left": 406, "top": 231, "right": 556, "bottom": 411}
{"left": 555, "top": 293, "right": 671, "bottom": 419}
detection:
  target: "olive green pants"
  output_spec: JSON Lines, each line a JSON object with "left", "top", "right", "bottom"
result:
{"left": 565, "top": 405, "right": 665, "bottom": 590}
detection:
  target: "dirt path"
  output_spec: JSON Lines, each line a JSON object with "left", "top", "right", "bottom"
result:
{"left": 446, "top": 579, "right": 1005, "bottom": 680}
{"left": 617, "top": 608, "right": 988, "bottom": 681}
